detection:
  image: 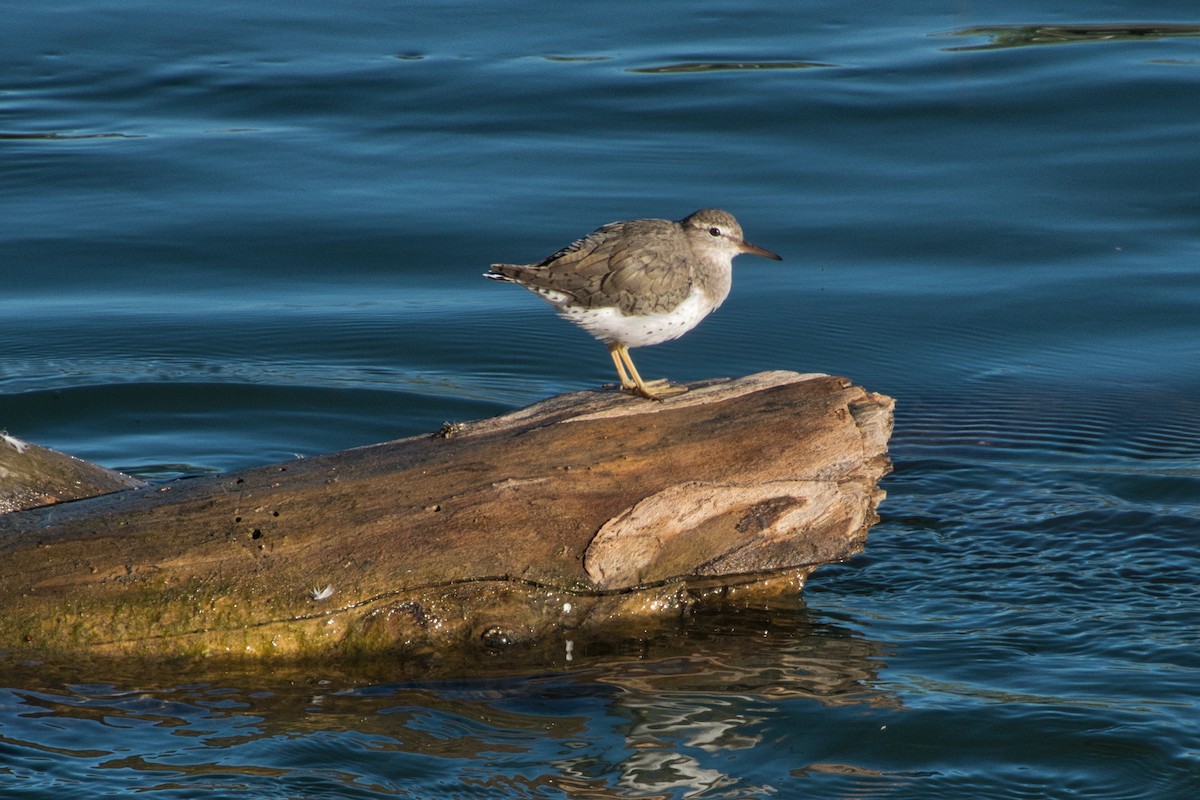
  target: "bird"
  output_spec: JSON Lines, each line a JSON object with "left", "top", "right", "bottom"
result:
{"left": 485, "top": 208, "right": 781, "bottom": 400}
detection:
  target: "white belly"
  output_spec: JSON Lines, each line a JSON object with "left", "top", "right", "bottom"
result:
{"left": 556, "top": 286, "right": 717, "bottom": 348}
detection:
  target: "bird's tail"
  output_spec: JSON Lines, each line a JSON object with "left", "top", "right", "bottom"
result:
{"left": 483, "top": 264, "right": 524, "bottom": 283}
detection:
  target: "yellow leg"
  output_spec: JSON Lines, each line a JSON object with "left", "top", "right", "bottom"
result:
{"left": 608, "top": 343, "right": 638, "bottom": 391}
{"left": 609, "top": 344, "right": 687, "bottom": 401}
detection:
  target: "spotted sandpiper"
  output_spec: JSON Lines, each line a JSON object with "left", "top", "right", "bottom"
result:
{"left": 486, "top": 208, "right": 781, "bottom": 400}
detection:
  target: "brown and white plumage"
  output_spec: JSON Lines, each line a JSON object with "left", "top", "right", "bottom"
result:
{"left": 486, "top": 208, "right": 781, "bottom": 399}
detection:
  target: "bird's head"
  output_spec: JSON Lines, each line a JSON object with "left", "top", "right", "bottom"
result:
{"left": 681, "top": 208, "right": 782, "bottom": 262}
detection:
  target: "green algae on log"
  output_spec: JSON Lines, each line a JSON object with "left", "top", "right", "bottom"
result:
{"left": 0, "top": 371, "right": 893, "bottom": 660}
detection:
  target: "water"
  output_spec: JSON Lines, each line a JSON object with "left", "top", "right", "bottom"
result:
{"left": 3, "top": 0, "right": 1199, "bottom": 797}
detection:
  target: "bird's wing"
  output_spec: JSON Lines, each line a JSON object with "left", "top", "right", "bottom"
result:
{"left": 518, "top": 220, "right": 694, "bottom": 315}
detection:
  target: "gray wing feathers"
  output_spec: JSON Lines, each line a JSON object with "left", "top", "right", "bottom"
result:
{"left": 489, "top": 219, "right": 694, "bottom": 315}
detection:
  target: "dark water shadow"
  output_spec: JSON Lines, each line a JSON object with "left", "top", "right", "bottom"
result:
{"left": 628, "top": 59, "right": 834, "bottom": 74}
{"left": 543, "top": 55, "right": 613, "bottom": 63}
{"left": 0, "top": 131, "right": 145, "bottom": 140}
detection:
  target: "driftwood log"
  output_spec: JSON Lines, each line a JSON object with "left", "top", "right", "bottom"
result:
{"left": 0, "top": 371, "right": 892, "bottom": 659}
{"left": 0, "top": 432, "right": 145, "bottom": 514}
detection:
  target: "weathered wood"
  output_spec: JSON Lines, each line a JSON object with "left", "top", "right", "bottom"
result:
{"left": 0, "top": 371, "right": 892, "bottom": 659}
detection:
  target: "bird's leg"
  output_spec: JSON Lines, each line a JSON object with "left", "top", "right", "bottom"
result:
{"left": 607, "top": 343, "right": 639, "bottom": 392}
{"left": 615, "top": 345, "right": 687, "bottom": 400}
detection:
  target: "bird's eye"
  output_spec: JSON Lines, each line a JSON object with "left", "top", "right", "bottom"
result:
{"left": 708, "top": 227, "right": 721, "bottom": 237}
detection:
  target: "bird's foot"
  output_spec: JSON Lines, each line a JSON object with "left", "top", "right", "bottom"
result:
{"left": 625, "top": 379, "right": 689, "bottom": 401}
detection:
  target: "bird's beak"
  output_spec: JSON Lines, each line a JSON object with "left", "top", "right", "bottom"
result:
{"left": 739, "top": 239, "right": 782, "bottom": 261}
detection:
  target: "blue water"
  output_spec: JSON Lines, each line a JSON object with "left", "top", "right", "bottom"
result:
{"left": 3, "top": 1, "right": 1199, "bottom": 797}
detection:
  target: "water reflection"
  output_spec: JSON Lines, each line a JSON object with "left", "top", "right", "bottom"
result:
{"left": 0, "top": 599, "right": 890, "bottom": 797}
{"left": 941, "top": 23, "right": 1200, "bottom": 51}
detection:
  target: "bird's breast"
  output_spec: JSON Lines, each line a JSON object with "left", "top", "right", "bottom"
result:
{"left": 558, "top": 284, "right": 718, "bottom": 348}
